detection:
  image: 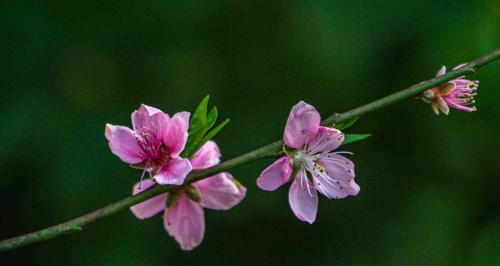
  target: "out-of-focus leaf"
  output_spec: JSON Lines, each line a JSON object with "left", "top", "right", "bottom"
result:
{"left": 334, "top": 117, "right": 359, "bottom": 131}
{"left": 343, "top": 133, "right": 371, "bottom": 145}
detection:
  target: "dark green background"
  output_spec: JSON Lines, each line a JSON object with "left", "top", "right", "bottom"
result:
{"left": 1, "top": 1, "right": 499, "bottom": 265}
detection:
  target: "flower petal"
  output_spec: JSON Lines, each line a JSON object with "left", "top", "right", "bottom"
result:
{"left": 256, "top": 156, "right": 293, "bottom": 191}
{"left": 307, "top": 127, "right": 344, "bottom": 154}
{"left": 154, "top": 158, "right": 192, "bottom": 185}
{"left": 313, "top": 174, "right": 359, "bottom": 199}
{"left": 163, "top": 112, "right": 190, "bottom": 157}
{"left": 436, "top": 97, "right": 450, "bottom": 115}
{"left": 435, "top": 65, "right": 446, "bottom": 77}
{"left": 288, "top": 176, "right": 318, "bottom": 224}
{"left": 105, "top": 124, "right": 143, "bottom": 164}
{"left": 164, "top": 194, "right": 205, "bottom": 251}
{"left": 284, "top": 101, "right": 321, "bottom": 149}
{"left": 349, "top": 180, "right": 361, "bottom": 196}
{"left": 190, "top": 141, "right": 221, "bottom": 170}
{"left": 130, "top": 179, "right": 167, "bottom": 219}
{"left": 131, "top": 104, "right": 169, "bottom": 134}
{"left": 195, "top": 172, "right": 246, "bottom": 210}
{"left": 318, "top": 154, "right": 355, "bottom": 181}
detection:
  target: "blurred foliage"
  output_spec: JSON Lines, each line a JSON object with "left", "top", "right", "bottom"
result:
{"left": 1, "top": 0, "right": 499, "bottom": 265}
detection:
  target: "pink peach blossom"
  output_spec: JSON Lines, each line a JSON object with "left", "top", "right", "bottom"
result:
{"left": 105, "top": 104, "right": 192, "bottom": 185}
{"left": 257, "top": 101, "right": 359, "bottom": 224}
{"left": 130, "top": 141, "right": 246, "bottom": 251}
{"left": 421, "top": 64, "right": 479, "bottom": 115}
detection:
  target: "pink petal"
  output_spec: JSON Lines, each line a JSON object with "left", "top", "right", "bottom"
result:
{"left": 131, "top": 104, "right": 169, "bottom": 134}
{"left": 194, "top": 172, "right": 247, "bottom": 210}
{"left": 190, "top": 141, "right": 221, "bottom": 170}
{"left": 163, "top": 112, "right": 190, "bottom": 157}
{"left": 313, "top": 175, "right": 358, "bottom": 199}
{"left": 318, "top": 154, "right": 355, "bottom": 181}
{"left": 349, "top": 180, "right": 361, "bottom": 196}
{"left": 105, "top": 124, "right": 143, "bottom": 164}
{"left": 307, "top": 127, "right": 344, "bottom": 154}
{"left": 435, "top": 65, "right": 446, "bottom": 77}
{"left": 283, "top": 101, "right": 321, "bottom": 149}
{"left": 154, "top": 158, "right": 192, "bottom": 185}
{"left": 288, "top": 177, "right": 318, "bottom": 224}
{"left": 256, "top": 156, "right": 293, "bottom": 191}
{"left": 130, "top": 180, "right": 167, "bottom": 219}
{"left": 164, "top": 194, "right": 205, "bottom": 251}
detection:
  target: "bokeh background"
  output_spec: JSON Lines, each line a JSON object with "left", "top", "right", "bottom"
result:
{"left": 1, "top": 0, "right": 499, "bottom": 265}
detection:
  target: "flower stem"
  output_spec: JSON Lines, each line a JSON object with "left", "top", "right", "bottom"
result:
{"left": 0, "top": 48, "right": 498, "bottom": 252}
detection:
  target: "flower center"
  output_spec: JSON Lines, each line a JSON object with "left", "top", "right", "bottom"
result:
{"left": 294, "top": 151, "right": 325, "bottom": 179}
{"left": 137, "top": 131, "right": 170, "bottom": 168}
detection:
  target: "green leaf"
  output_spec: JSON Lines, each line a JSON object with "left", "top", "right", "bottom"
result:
{"left": 206, "top": 106, "right": 218, "bottom": 130}
{"left": 343, "top": 133, "right": 371, "bottom": 145}
{"left": 182, "top": 95, "right": 211, "bottom": 158}
{"left": 199, "top": 119, "right": 230, "bottom": 146}
{"left": 181, "top": 96, "right": 230, "bottom": 158}
{"left": 334, "top": 117, "right": 359, "bottom": 131}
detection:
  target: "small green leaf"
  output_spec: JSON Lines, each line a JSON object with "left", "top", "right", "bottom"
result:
{"left": 343, "top": 133, "right": 371, "bottom": 145}
{"left": 182, "top": 95, "right": 212, "bottom": 158}
{"left": 198, "top": 118, "right": 230, "bottom": 147}
{"left": 334, "top": 117, "right": 359, "bottom": 131}
{"left": 206, "top": 106, "right": 218, "bottom": 130}
{"left": 192, "top": 95, "right": 210, "bottom": 125}
{"left": 181, "top": 96, "right": 231, "bottom": 158}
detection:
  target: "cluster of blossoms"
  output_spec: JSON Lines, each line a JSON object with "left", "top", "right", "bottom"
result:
{"left": 105, "top": 105, "right": 246, "bottom": 250}
{"left": 421, "top": 64, "right": 479, "bottom": 115}
{"left": 104, "top": 77, "right": 480, "bottom": 250}
{"left": 105, "top": 102, "right": 360, "bottom": 250}
{"left": 105, "top": 71, "right": 481, "bottom": 250}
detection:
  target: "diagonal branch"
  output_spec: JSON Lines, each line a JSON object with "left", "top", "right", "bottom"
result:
{"left": 0, "top": 48, "right": 498, "bottom": 252}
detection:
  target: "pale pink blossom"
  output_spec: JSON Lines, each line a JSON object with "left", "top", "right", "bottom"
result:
{"left": 257, "top": 101, "right": 359, "bottom": 224}
{"left": 130, "top": 141, "right": 246, "bottom": 251}
{"left": 105, "top": 104, "right": 192, "bottom": 185}
{"left": 421, "top": 64, "right": 479, "bottom": 115}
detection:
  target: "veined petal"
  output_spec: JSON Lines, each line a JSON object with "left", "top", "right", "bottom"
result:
{"left": 284, "top": 101, "right": 321, "bottom": 149}
{"left": 195, "top": 172, "right": 246, "bottom": 210}
{"left": 318, "top": 154, "right": 355, "bottom": 181}
{"left": 164, "top": 194, "right": 205, "bottom": 251}
{"left": 105, "top": 124, "right": 143, "bottom": 164}
{"left": 154, "top": 158, "right": 192, "bottom": 185}
{"left": 288, "top": 176, "right": 318, "bottom": 224}
{"left": 131, "top": 104, "right": 169, "bottom": 134}
{"left": 130, "top": 179, "right": 167, "bottom": 219}
{"left": 307, "top": 127, "right": 344, "bottom": 154}
{"left": 256, "top": 156, "right": 292, "bottom": 191}
{"left": 163, "top": 112, "right": 190, "bottom": 157}
{"left": 313, "top": 174, "right": 358, "bottom": 199}
{"left": 190, "top": 141, "right": 221, "bottom": 170}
